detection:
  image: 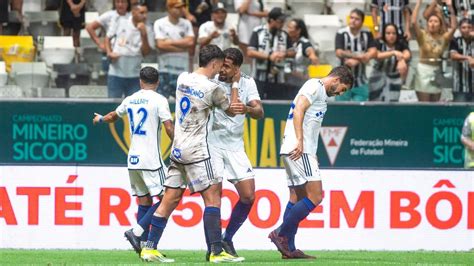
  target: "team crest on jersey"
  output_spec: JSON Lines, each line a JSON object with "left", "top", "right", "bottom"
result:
{"left": 320, "top": 127, "right": 347, "bottom": 166}
{"left": 172, "top": 148, "right": 182, "bottom": 159}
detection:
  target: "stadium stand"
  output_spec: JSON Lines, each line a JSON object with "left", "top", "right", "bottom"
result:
{"left": 0, "top": 85, "right": 23, "bottom": 97}
{"left": 69, "top": 85, "right": 107, "bottom": 98}
{"left": 24, "top": 11, "right": 61, "bottom": 40}
{"left": 40, "top": 36, "right": 76, "bottom": 67}
{"left": 53, "top": 63, "right": 90, "bottom": 97}
{"left": 0, "top": 61, "right": 7, "bottom": 86}
{"left": 11, "top": 62, "right": 49, "bottom": 96}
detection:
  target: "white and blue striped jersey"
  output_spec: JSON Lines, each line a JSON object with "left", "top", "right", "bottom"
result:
{"left": 280, "top": 79, "right": 328, "bottom": 156}
{"left": 171, "top": 72, "right": 230, "bottom": 164}
{"left": 115, "top": 89, "right": 172, "bottom": 170}
{"left": 209, "top": 73, "right": 261, "bottom": 152}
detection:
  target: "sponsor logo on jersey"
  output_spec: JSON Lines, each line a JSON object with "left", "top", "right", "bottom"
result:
{"left": 178, "top": 85, "right": 205, "bottom": 98}
{"left": 320, "top": 127, "right": 347, "bottom": 166}
{"left": 129, "top": 155, "right": 140, "bottom": 165}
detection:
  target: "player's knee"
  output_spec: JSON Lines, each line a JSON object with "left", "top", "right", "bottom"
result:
{"left": 239, "top": 193, "right": 255, "bottom": 205}
{"left": 308, "top": 192, "right": 323, "bottom": 206}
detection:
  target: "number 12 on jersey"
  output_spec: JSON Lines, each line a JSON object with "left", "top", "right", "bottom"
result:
{"left": 127, "top": 107, "right": 148, "bottom": 135}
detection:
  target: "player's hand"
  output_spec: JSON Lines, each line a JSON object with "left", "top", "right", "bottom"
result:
{"left": 92, "top": 113, "right": 103, "bottom": 125}
{"left": 393, "top": 50, "right": 403, "bottom": 60}
{"left": 108, "top": 52, "right": 120, "bottom": 62}
{"left": 232, "top": 70, "right": 241, "bottom": 83}
{"left": 344, "top": 58, "right": 360, "bottom": 68}
{"left": 137, "top": 22, "right": 148, "bottom": 37}
{"left": 211, "top": 30, "right": 220, "bottom": 39}
{"left": 229, "top": 101, "right": 246, "bottom": 115}
{"left": 289, "top": 141, "right": 303, "bottom": 161}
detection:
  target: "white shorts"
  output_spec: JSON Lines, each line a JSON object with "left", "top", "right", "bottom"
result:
{"left": 281, "top": 154, "right": 321, "bottom": 187}
{"left": 165, "top": 158, "right": 222, "bottom": 194}
{"left": 128, "top": 167, "right": 167, "bottom": 197}
{"left": 210, "top": 146, "right": 255, "bottom": 184}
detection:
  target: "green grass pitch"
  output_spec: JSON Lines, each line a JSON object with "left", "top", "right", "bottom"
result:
{"left": 0, "top": 249, "right": 473, "bottom": 265}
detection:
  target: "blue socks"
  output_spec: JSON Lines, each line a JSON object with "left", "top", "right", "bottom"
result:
{"left": 203, "top": 206, "right": 223, "bottom": 254}
{"left": 282, "top": 202, "right": 295, "bottom": 250}
{"left": 146, "top": 215, "right": 167, "bottom": 249}
{"left": 279, "top": 197, "right": 316, "bottom": 251}
{"left": 223, "top": 201, "right": 252, "bottom": 242}
{"left": 138, "top": 202, "right": 161, "bottom": 241}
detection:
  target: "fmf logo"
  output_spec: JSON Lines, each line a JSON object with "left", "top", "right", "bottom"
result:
{"left": 109, "top": 116, "right": 173, "bottom": 159}
{"left": 320, "top": 127, "right": 347, "bottom": 166}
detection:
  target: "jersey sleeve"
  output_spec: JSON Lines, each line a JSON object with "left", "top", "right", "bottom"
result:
{"left": 115, "top": 98, "right": 128, "bottom": 117}
{"left": 184, "top": 19, "right": 195, "bottom": 37}
{"left": 97, "top": 11, "right": 111, "bottom": 27}
{"left": 157, "top": 96, "right": 172, "bottom": 122}
{"left": 367, "top": 32, "right": 376, "bottom": 48}
{"left": 153, "top": 20, "right": 165, "bottom": 39}
{"left": 449, "top": 39, "right": 460, "bottom": 53}
{"left": 299, "top": 79, "right": 322, "bottom": 104}
{"left": 245, "top": 78, "right": 261, "bottom": 103}
{"left": 302, "top": 41, "right": 313, "bottom": 57}
{"left": 248, "top": 30, "right": 259, "bottom": 50}
{"left": 212, "top": 85, "right": 230, "bottom": 110}
{"left": 198, "top": 23, "right": 209, "bottom": 40}
{"left": 335, "top": 32, "right": 344, "bottom": 50}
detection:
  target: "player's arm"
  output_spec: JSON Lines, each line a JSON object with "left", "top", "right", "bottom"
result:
{"left": 289, "top": 95, "right": 311, "bottom": 161}
{"left": 93, "top": 111, "right": 119, "bottom": 125}
{"left": 245, "top": 99, "right": 264, "bottom": 119}
{"left": 86, "top": 20, "right": 105, "bottom": 51}
{"left": 461, "top": 118, "right": 474, "bottom": 151}
{"left": 163, "top": 120, "right": 174, "bottom": 141}
{"left": 461, "top": 135, "right": 474, "bottom": 151}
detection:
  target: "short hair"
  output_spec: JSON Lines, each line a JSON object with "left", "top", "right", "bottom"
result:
{"left": 350, "top": 8, "right": 365, "bottom": 22}
{"left": 113, "top": 0, "right": 131, "bottom": 12}
{"left": 459, "top": 18, "right": 472, "bottom": 27}
{"left": 131, "top": 1, "right": 147, "bottom": 10}
{"left": 223, "top": 48, "right": 243, "bottom": 67}
{"left": 140, "top": 66, "right": 159, "bottom": 84}
{"left": 291, "top": 18, "right": 309, "bottom": 39}
{"left": 199, "top": 45, "right": 225, "bottom": 67}
{"left": 328, "top": 66, "right": 354, "bottom": 88}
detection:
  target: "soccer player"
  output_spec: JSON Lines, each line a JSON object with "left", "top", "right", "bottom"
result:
{"left": 269, "top": 66, "right": 354, "bottom": 259}
{"left": 92, "top": 66, "right": 174, "bottom": 255}
{"left": 140, "top": 44, "right": 244, "bottom": 263}
{"left": 208, "top": 48, "right": 264, "bottom": 259}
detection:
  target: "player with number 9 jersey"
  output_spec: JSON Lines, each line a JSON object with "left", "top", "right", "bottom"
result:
{"left": 171, "top": 72, "right": 230, "bottom": 165}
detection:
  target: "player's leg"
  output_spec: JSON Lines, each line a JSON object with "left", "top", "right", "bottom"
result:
{"left": 188, "top": 159, "right": 243, "bottom": 263}
{"left": 124, "top": 170, "right": 154, "bottom": 254}
{"left": 222, "top": 150, "right": 255, "bottom": 256}
{"left": 141, "top": 163, "right": 185, "bottom": 263}
{"left": 128, "top": 167, "right": 167, "bottom": 249}
{"left": 270, "top": 154, "right": 320, "bottom": 259}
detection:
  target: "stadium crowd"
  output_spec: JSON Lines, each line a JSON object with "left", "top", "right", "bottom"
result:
{"left": 0, "top": 0, "right": 472, "bottom": 102}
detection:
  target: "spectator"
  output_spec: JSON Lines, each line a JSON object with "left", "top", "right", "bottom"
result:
{"left": 105, "top": 3, "right": 154, "bottom": 98}
{"left": 198, "top": 2, "right": 239, "bottom": 50}
{"left": 369, "top": 23, "right": 411, "bottom": 102}
{"left": 247, "top": 7, "right": 294, "bottom": 99}
{"left": 59, "top": 0, "right": 87, "bottom": 47}
{"left": 371, "top": 0, "right": 411, "bottom": 41}
{"left": 450, "top": 18, "right": 473, "bottom": 102}
{"left": 335, "top": 9, "right": 377, "bottom": 101}
{"left": 412, "top": 0, "right": 456, "bottom": 102}
{"left": 86, "top": 0, "right": 131, "bottom": 52}
{"left": 424, "top": 0, "right": 471, "bottom": 25}
{"left": 461, "top": 112, "right": 474, "bottom": 169}
{"left": 154, "top": 0, "right": 194, "bottom": 99}
{"left": 235, "top": 0, "right": 268, "bottom": 58}
{"left": 286, "top": 18, "right": 319, "bottom": 88}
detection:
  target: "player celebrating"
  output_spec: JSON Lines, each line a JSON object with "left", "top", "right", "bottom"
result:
{"left": 269, "top": 66, "right": 354, "bottom": 259}
{"left": 140, "top": 45, "right": 244, "bottom": 263}
{"left": 206, "top": 48, "right": 264, "bottom": 260}
{"left": 92, "top": 67, "right": 174, "bottom": 255}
